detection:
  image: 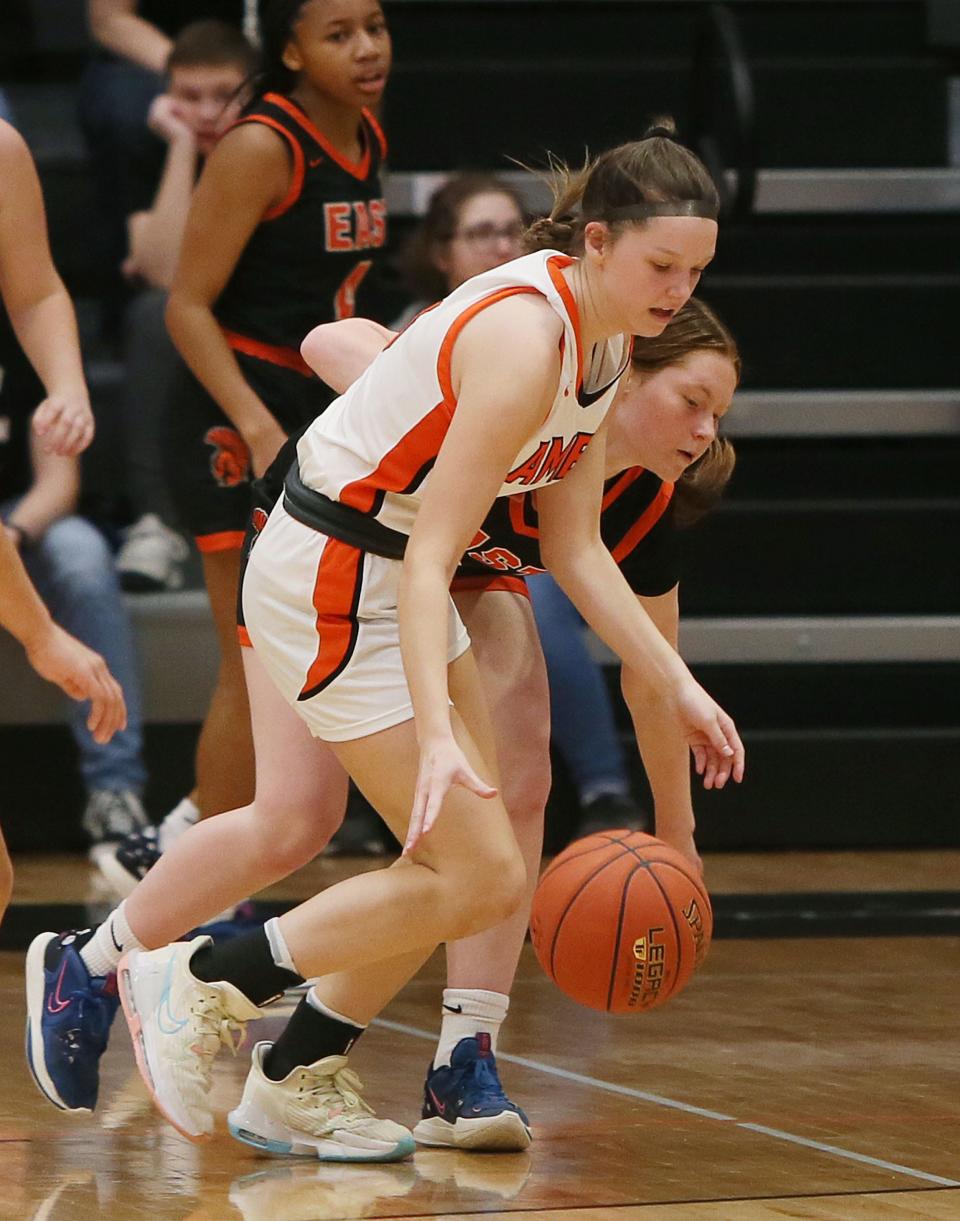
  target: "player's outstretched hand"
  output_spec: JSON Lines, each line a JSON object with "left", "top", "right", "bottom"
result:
{"left": 25, "top": 622, "right": 127, "bottom": 744}
{"left": 673, "top": 678, "right": 745, "bottom": 790}
{"left": 404, "top": 736, "right": 497, "bottom": 855}
{"left": 32, "top": 394, "right": 95, "bottom": 457}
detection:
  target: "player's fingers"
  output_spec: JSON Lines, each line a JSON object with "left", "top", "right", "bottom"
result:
{"left": 718, "top": 712, "right": 746, "bottom": 782}
{"left": 691, "top": 743, "right": 707, "bottom": 776}
{"left": 457, "top": 764, "right": 497, "bottom": 800}
{"left": 403, "top": 785, "right": 428, "bottom": 856}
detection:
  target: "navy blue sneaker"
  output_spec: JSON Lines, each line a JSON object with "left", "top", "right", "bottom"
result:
{"left": 413, "top": 1034, "right": 532, "bottom": 1151}
{"left": 25, "top": 929, "right": 119, "bottom": 1113}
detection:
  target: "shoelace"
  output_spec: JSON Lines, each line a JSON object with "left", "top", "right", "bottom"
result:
{"left": 185, "top": 993, "right": 247, "bottom": 1091}
{"left": 462, "top": 1055, "right": 512, "bottom": 1107}
{"left": 62, "top": 991, "right": 114, "bottom": 1057}
{"left": 303, "top": 1065, "right": 375, "bottom": 1130}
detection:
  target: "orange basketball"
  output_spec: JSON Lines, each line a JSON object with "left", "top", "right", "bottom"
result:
{"left": 529, "top": 830, "right": 712, "bottom": 1014}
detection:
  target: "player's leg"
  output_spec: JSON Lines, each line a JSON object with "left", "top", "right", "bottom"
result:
{"left": 412, "top": 586, "right": 549, "bottom": 1150}
{"left": 118, "top": 649, "right": 526, "bottom": 1149}
{"left": 25, "top": 647, "right": 346, "bottom": 1114}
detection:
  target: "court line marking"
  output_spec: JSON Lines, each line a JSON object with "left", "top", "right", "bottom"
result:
{"left": 371, "top": 1017, "right": 960, "bottom": 1189}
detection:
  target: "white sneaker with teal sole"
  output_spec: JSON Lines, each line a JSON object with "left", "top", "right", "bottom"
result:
{"left": 117, "top": 937, "right": 262, "bottom": 1141}
{"left": 229, "top": 1041, "right": 415, "bottom": 1162}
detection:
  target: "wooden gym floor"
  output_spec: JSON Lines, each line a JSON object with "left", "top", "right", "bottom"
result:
{"left": 1, "top": 849, "right": 958, "bottom": 1220}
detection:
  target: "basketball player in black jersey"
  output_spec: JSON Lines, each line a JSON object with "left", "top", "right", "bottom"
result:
{"left": 100, "top": 0, "right": 393, "bottom": 894}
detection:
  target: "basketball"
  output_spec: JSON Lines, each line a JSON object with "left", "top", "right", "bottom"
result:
{"left": 529, "top": 830, "right": 712, "bottom": 1014}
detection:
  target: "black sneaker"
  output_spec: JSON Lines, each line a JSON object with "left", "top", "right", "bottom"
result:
{"left": 96, "top": 826, "right": 161, "bottom": 899}
{"left": 575, "top": 792, "right": 648, "bottom": 840}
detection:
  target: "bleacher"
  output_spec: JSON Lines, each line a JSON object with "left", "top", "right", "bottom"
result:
{"left": 2, "top": 0, "right": 958, "bottom": 851}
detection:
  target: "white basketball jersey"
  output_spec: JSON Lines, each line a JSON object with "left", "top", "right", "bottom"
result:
{"left": 296, "top": 250, "right": 629, "bottom": 536}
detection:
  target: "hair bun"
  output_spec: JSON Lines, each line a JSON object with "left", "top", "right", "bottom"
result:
{"left": 643, "top": 116, "right": 679, "bottom": 141}
{"left": 525, "top": 215, "right": 575, "bottom": 250}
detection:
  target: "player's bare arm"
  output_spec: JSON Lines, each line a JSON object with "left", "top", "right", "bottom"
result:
{"left": 538, "top": 441, "right": 744, "bottom": 788}
{"left": 166, "top": 123, "right": 293, "bottom": 473}
{"left": 300, "top": 318, "right": 394, "bottom": 392}
{"left": 400, "top": 295, "right": 563, "bottom": 847}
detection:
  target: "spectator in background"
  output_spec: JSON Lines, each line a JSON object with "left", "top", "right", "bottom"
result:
{"left": 78, "top": 1, "right": 258, "bottom": 337}
{"left": 0, "top": 118, "right": 149, "bottom": 859}
{"left": 114, "top": 21, "right": 257, "bottom": 591}
{"left": 398, "top": 172, "right": 644, "bottom": 841}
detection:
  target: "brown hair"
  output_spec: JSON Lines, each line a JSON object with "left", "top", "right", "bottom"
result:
{"left": 630, "top": 297, "right": 739, "bottom": 527}
{"left": 399, "top": 173, "right": 527, "bottom": 301}
{"left": 524, "top": 117, "right": 719, "bottom": 255}
{"left": 167, "top": 20, "right": 259, "bottom": 76}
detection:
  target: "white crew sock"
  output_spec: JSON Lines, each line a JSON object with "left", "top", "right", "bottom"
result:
{"left": 158, "top": 796, "right": 200, "bottom": 852}
{"left": 80, "top": 901, "right": 147, "bottom": 978}
{"left": 434, "top": 988, "right": 510, "bottom": 1069}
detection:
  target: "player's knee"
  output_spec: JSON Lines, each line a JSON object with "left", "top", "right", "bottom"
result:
{"left": 454, "top": 843, "right": 527, "bottom": 935}
{"left": 251, "top": 802, "right": 336, "bottom": 874}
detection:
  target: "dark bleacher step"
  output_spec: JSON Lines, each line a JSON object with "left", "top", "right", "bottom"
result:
{"left": 384, "top": 57, "right": 947, "bottom": 171}
{"left": 701, "top": 276, "right": 960, "bottom": 388}
{"left": 716, "top": 436, "right": 960, "bottom": 499}
{"left": 617, "top": 660, "right": 960, "bottom": 850}
{"left": 680, "top": 498, "right": 960, "bottom": 615}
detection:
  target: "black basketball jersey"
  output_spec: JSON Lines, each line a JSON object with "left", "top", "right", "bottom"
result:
{"left": 457, "top": 467, "right": 680, "bottom": 596}
{"left": 214, "top": 93, "right": 388, "bottom": 364}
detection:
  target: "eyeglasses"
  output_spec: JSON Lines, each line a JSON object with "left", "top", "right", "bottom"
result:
{"left": 450, "top": 221, "right": 525, "bottom": 247}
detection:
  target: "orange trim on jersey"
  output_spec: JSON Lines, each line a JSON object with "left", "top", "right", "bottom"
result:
{"left": 339, "top": 401, "right": 452, "bottom": 514}
{"left": 223, "top": 329, "right": 314, "bottom": 378}
{"left": 362, "top": 107, "right": 388, "bottom": 159}
{"left": 300, "top": 538, "right": 364, "bottom": 699}
{"left": 436, "top": 287, "right": 541, "bottom": 406}
{"left": 238, "top": 114, "right": 305, "bottom": 220}
{"left": 237, "top": 625, "right": 253, "bottom": 648}
{"left": 602, "top": 467, "right": 645, "bottom": 511}
{"left": 545, "top": 254, "right": 583, "bottom": 396}
{"left": 611, "top": 482, "right": 674, "bottom": 564}
{"left": 450, "top": 573, "right": 530, "bottom": 598}
{"left": 264, "top": 93, "right": 372, "bottom": 181}
{"left": 508, "top": 494, "right": 539, "bottom": 540}
{"left": 196, "top": 530, "right": 246, "bottom": 553}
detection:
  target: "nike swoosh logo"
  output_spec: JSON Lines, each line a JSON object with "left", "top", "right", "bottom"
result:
{"left": 427, "top": 1086, "right": 447, "bottom": 1117}
{"left": 110, "top": 922, "right": 123, "bottom": 953}
{"left": 47, "top": 958, "right": 72, "bottom": 1014}
{"left": 442, "top": 1004, "right": 463, "bottom": 1014}
{"left": 156, "top": 955, "right": 189, "bottom": 1035}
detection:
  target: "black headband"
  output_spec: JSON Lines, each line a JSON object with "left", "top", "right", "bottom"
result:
{"left": 605, "top": 199, "right": 719, "bottom": 221}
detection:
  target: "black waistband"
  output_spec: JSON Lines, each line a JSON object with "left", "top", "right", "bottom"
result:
{"left": 282, "top": 463, "right": 407, "bottom": 560}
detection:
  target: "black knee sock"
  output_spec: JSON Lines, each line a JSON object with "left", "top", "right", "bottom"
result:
{"left": 189, "top": 928, "right": 303, "bottom": 1006}
{"left": 263, "top": 995, "right": 364, "bottom": 1081}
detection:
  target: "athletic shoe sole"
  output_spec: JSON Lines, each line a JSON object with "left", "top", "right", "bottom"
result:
{"left": 228, "top": 1101, "right": 415, "bottom": 1162}
{"left": 117, "top": 953, "right": 212, "bottom": 1144}
{"left": 413, "top": 1111, "right": 532, "bottom": 1151}
{"left": 25, "top": 932, "right": 85, "bottom": 1113}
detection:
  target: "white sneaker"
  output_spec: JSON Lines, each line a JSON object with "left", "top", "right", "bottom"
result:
{"left": 116, "top": 514, "right": 189, "bottom": 592}
{"left": 117, "top": 937, "right": 263, "bottom": 1141}
{"left": 228, "top": 1042, "right": 415, "bottom": 1162}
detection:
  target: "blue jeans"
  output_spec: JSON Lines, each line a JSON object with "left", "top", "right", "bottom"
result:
{"left": 10, "top": 508, "right": 147, "bottom": 794}
{"left": 527, "top": 573, "right": 629, "bottom": 804}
